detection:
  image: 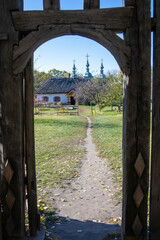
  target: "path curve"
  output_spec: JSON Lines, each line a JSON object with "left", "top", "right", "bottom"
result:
{"left": 47, "top": 116, "right": 122, "bottom": 239}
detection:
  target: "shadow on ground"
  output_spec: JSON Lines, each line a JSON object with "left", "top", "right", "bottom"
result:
{"left": 45, "top": 216, "right": 121, "bottom": 240}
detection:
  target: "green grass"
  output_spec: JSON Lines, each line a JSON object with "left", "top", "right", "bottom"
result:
{"left": 34, "top": 114, "right": 87, "bottom": 206}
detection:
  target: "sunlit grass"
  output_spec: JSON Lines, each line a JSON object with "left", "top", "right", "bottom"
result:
{"left": 34, "top": 114, "right": 87, "bottom": 206}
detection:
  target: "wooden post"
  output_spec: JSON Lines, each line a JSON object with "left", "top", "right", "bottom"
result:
{"left": 43, "top": 0, "right": 60, "bottom": 10}
{"left": 0, "top": 0, "right": 25, "bottom": 239}
{"left": 84, "top": 0, "right": 100, "bottom": 9}
{"left": 0, "top": 144, "right": 3, "bottom": 240}
{"left": 150, "top": 1, "right": 160, "bottom": 239}
{"left": 24, "top": 57, "right": 38, "bottom": 237}
{"left": 123, "top": 0, "right": 151, "bottom": 239}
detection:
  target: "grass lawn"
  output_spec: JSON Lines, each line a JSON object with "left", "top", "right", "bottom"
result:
{"left": 34, "top": 113, "right": 87, "bottom": 208}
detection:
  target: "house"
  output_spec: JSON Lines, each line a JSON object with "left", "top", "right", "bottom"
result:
{"left": 35, "top": 57, "right": 104, "bottom": 105}
{"left": 35, "top": 77, "right": 88, "bottom": 105}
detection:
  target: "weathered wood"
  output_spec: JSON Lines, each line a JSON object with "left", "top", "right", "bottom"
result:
{"left": 11, "top": 7, "right": 133, "bottom": 32}
{"left": 24, "top": 58, "right": 38, "bottom": 237}
{"left": 13, "top": 24, "right": 131, "bottom": 75}
{"left": 151, "top": 18, "right": 156, "bottom": 31}
{"left": 0, "top": 33, "right": 8, "bottom": 40}
{"left": 0, "top": 3, "right": 3, "bottom": 236}
{"left": 0, "top": 0, "right": 25, "bottom": 239}
{"left": 150, "top": 0, "right": 160, "bottom": 239}
{"left": 84, "top": 0, "right": 99, "bottom": 9}
{"left": 122, "top": 0, "right": 151, "bottom": 239}
{"left": 0, "top": 145, "right": 2, "bottom": 240}
{"left": 43, "top": 0, "right": 60, "bottom": 10}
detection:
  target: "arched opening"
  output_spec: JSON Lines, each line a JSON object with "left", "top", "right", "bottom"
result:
{"left": 34, "top": 35, "right": 120, "bottom": 73}
{"left": 13, "top": 29, "right": 130, "bottom": 76}
{"left": 32, "top": 35, "right": 123, "bottom": 239}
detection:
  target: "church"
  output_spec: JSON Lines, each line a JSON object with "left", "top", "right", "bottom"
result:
{"left": 35, "top": 57, "right": 105, "bottom": 105}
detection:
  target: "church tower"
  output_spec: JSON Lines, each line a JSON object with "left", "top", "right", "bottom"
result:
{"left": 83, "top": 54, "right": 93, "bottom": 78}
{"left": 71, "top": 60, "right": 77, "bottom": 78}
{"left": 100, "top": 59, "right": 105, "bottom": 79}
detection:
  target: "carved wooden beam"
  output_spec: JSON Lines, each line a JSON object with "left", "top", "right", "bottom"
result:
{"left": 13, "top": 24, "right": 131, "bottom": 75}
{"left": 11, "top": 7, "right": 133, "bottom": 33}
{"left": 84, "top": 0, "right": 99, "bottom": 9}
{"left": 43, "top": 0, "right": 60, "bottom": 10}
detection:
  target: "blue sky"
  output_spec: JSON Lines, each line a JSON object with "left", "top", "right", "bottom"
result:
{"left": 24, "top": 0, "right": 153, "bottom": 75}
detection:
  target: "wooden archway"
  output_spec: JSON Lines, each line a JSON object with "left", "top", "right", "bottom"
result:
{"left": 1, "top": 0, "right": 160, "bottom": 240}
{"left": 12, "top": 8, "right": 132, "bottom": 75}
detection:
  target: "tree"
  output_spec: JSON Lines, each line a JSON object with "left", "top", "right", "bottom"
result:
{"left": 34, "top": 68, "right": 70, "bottom": 91}
{"left": 74, "top": 78, "right": 107, "bottom": 111}
{"left": 48, "top": 69, "right": 69, "bottom": 78}
{"left": 74, "top": 71, "right": 123, "bottom": 111}
{"left": 34, "top": 70, "right": 50, "bottom": 91}
{"left": 102, "top": 71, "right": 123, "bottom": 111}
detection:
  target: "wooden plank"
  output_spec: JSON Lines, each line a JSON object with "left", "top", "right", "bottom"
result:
{"left": 0, "top": 144, "right": 2, "bottom": 240}
{"left": 0, "top": 0, "right": 25, "bottom": 239}
{"left": 43, "top": 0, "right": 60, "bottom": 10}
{"left": 150, "top": 0, "right": 160, "bottom": 239}
{"left": 0, "top": 33, "right": 8, "bottom": 40}
{"left": 24, "top": 57, "right": 38, "bottom": 237}
{"left": 11, "top": 7, "right": 134, "bottom": 32}
{"left": 0, "top": 4, "right": 4, "bottom": 236}
{"left": 84, "top": 0, "right": 100, "bottom": 9}
{"left": 122, "top": 0, "right": 151, "bottom": 239}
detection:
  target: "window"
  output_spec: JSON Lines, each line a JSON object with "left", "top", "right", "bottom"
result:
{"left": 42, "top": 96, "right": 49, "bottom": 102}
{"left": 54, "top": 96, "right": 61, "bottom": 102}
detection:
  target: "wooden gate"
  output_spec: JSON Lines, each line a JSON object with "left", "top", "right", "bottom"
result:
{"left": 0, "top": 0, "right": 159, "bottom": 239}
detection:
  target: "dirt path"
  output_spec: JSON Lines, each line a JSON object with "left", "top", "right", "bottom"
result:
{"left": 46, "top": 116, "right": 122, "bottom": 240}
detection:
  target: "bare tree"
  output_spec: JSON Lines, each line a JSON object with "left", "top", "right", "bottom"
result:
{"left": 74, "top": 78, "right": 107, "bottom": 111}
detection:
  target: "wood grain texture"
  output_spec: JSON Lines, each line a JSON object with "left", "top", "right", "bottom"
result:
{"left": 24, "top": 58, "right": 38, "bottom": 237}
{"left": 84, "top": 0, "right": 100, "bottom": 9}
{"left": 0, "top": 0, "right": 25, "bottom": 239}
{"left": 11, "top": 7, "right": 133, "bottom": 32}
{"left": 150, "top": 0, "right": 160, "bottom": 239}
{"left": 13, "top": 24, "right": 131, "bottom": 75}
{"left": 43, "top": 0, "right": 60, "bottom": 10}
{"left": 122, "top": 0, "right": 151, "bottom": 239}
{"left": 0, "top": 33, "right": 8, "bottom": 40}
